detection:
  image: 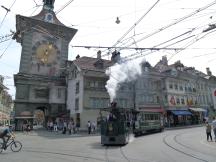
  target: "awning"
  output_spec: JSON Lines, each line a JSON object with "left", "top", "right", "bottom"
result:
{"left": 171, "top": 110, "right": 192, "bottom": 116}
{"left": 138, "top": 107, "right": 164, "bottom": 113}
{"left": 189, "top": 108, "right": 206, "bottom": 112}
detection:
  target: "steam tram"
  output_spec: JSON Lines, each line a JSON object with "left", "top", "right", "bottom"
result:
{"left": 100, "top": 102, "right": 133, "bottom": 145}
{"left": 99, "top": 102, "right": 164, "bottom": 145}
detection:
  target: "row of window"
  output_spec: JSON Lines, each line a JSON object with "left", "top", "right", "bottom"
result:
{"left": 34, "top": 88, "right": 63, "bottom": 99}
{"left": 89, "top": 98, "right": 129, "bottom": 108}
{"left": 137, "top": 80, "right": 159, "bottom": 90}
{"left": 138, "top": 95, "right": 160, "bottom": 104}
{"left": 85, "top": 80, "right": 106, "bottom": 88}
{"left": 137, "top": 113, "right": 160, "bottom": 121}
{"left": 168, "top": 82, "right": 210, "bottom": 92}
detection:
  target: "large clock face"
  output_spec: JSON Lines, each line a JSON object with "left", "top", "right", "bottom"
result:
{"left": 32, "top": 41, "right": 60, "bottom": 65}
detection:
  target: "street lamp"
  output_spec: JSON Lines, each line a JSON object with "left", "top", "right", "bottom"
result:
{"left": 115, "top": 17, "right": 120, "bottom": 24}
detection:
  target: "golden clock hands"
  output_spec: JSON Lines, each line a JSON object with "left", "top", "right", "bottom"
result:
{"left": 44, "top": 49, "right": 49, "bottom": 55}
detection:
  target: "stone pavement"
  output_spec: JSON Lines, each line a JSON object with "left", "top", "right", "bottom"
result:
{"left": 12, "top": 124, "right": 205, "bottom": 138}
{"left": 14, "top": 128, "right": 100, "bottom": 138}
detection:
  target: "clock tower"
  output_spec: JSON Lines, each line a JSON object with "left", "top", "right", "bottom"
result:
{"left": 13, "top": 0, "right": 77, "bottom": 130}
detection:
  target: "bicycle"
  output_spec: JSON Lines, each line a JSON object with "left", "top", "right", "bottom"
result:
{"left": 0, "top": 136, "right": 22, "bottom": 153}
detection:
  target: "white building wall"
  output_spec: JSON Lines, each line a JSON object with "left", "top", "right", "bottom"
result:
{"left": 79, "top": 75, "right": 84, "bottom": 113}
{"left": 67, "top": 74, "right": 84, "bottom": 115}
{"left": 49, "top": 86, "right": 66, "bottom": 104}
{"left": 67, "top": 79, "right": 76, "bottom": 114}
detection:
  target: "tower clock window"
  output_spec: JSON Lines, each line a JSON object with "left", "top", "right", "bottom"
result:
{"left": 45, "top": 13, "right": 54, "bottom": 23}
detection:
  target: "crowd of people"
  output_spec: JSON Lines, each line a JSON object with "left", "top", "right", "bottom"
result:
{"left": 47, "top": 119, "right": 78, "bottom": 134}
{"left": 46, "top": 119, "right": 97, "bottom": 135}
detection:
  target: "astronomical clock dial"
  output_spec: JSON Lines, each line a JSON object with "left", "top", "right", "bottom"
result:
{"left": 32, "top": 40, "right": 60, "bottom": 65}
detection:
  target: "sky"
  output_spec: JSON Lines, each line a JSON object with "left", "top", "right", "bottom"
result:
{"left": 1, "top": 0, "right": 216, "bottom": 99}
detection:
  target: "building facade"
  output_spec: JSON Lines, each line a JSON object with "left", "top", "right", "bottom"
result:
{"left": 0, "top": 75, "right": 13, "bottom": 126}
{"left": 66, "top": 54, "right": 113, "bottom": 129}
{"left": 13, "top": 0, "right": 77, "bottom": 130}
{"left": 155, "top": 56, "right": 216, "bottom": 126}
{"left": 66, "top": 54, "right": 166, "bottom": 129}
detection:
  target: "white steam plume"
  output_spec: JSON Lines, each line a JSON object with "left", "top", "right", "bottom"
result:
{"left": 105, "top": 58, "right": 145, "bottom": 102}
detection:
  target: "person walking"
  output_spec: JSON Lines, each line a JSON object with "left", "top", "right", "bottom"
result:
{"left": 212, "top": 117, "right": 216, "bottom": 142}
{"left": 53, "top": 120, "right": 58, "bottom": 132}
{"left": 87, "top": 121, "right": 91, "bottom": 134}
{"left": 92, "top": 121, "right": 96, "bottom": 133}
{"left": 68, "top": 121, "right": 73, "bottom": 135}
{"left": 206, "top": 122, "right": 212, "bottom": 141}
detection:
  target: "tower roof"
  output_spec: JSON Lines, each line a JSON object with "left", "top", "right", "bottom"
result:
{"left": 43, "top": 0, "right": 55, "bottom": 10}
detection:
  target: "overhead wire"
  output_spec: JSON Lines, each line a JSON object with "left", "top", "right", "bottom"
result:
{"left": 121, "top": 0, "right": 216, "bottom": 49}
{"left": 55, "top": 0, "right": 75, "bottom": 15}
{"left": 113, "top": 1, "right": 216, "bottom": 62}
{"left": 168, "top": 28, "right": 216, "bottom": 61}
{"left": 68, "top": 0, "right": 215, "bottom": 73}
{"left": 0, "top": 39, "right": 13, "bottom": 59}
{"left": 110, "top": 0, "right": 161, "bottom": 49}
{"left": 0, "top": 0, "right": 17, "bottom": 29}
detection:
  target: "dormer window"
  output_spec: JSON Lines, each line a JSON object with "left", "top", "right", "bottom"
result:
{"left": 94, "top": 59, "right": 104, "bottom": 69}
{"left": 142, "top": 62, "right": 151, "bottom": 72}
{"left": 171, "top": 69, "right": 177, "bottom": 76}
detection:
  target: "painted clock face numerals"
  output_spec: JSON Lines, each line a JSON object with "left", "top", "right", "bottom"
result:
{"left": 32, "top": 41, "right": 60, "bottom": 65}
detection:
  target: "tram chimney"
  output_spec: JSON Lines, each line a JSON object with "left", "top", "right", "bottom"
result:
{"left": 111, "top": 102, "right": 117, "bottom": 108}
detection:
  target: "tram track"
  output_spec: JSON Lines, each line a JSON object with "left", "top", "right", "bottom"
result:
{"left": 23, "top": 148, "right": 105, "bottom": 162}
{"left": 162, "top": 134, "right": 209, "bottom": 162}
{"left": 120, "top": 146, "right": 131, "bottom": 162}
{"left": 174, "top": 133, "right": 214, "bottom": 157}
{"left": 104, "top": 146, "right": 131, "bottom": 162}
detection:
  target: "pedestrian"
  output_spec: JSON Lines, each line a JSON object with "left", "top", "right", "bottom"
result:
{"left": 92, "top": 121, "right": 96, "bottom": 133}
{"left": 62, "top": 121, "right": 67, "bottom": 134}
{"left": 212, "top": 117, "right": 216, "bottom": 142}
{"left": 206, "top": 122, "right": 212, "bottom": 141}
{"left": 53, "top": 120, "right": 58, "bottom": 132}
{"left": 68, "top": 121, "right": 73, "bottom": 135}
{"left": 87, "top": 121, "right": 91, "bottom": 134}
{"left": 49, "top": 121, "right": 53, "bottom": 132}
{"left": 72, "top": 121, "right": 76, "bottom": 134}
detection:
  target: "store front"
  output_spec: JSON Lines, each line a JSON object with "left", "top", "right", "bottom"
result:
{"left": 189, "top": 108, "right": 207, "bottom": 124}
{"left": 15, "top": 111, "right": 34, "bottom": 131}
{"left": 166, "top": 110, "right": 192, "bottom": 127}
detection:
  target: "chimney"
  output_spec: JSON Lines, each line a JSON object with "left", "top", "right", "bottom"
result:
{"left": 111, "top": 51, "right": 120, "bottom": 63}
{"left": 111, "top": 102, "right": 117, "bottom": 108}
{"left": 76, "top": 54, "right": 80, "bottom": 59}
{"left": 97, "top": 50, "right": 101, "bottom": 59}
{"left": 206, "top": 67, "right": 212, "bottom": 76}
{"left": 161, "top": 55, "right": 168, "bottom": 65}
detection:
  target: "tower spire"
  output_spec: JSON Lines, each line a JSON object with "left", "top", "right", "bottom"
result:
{"left": 43, "top": 0, "right": 55, "bottom": 10}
